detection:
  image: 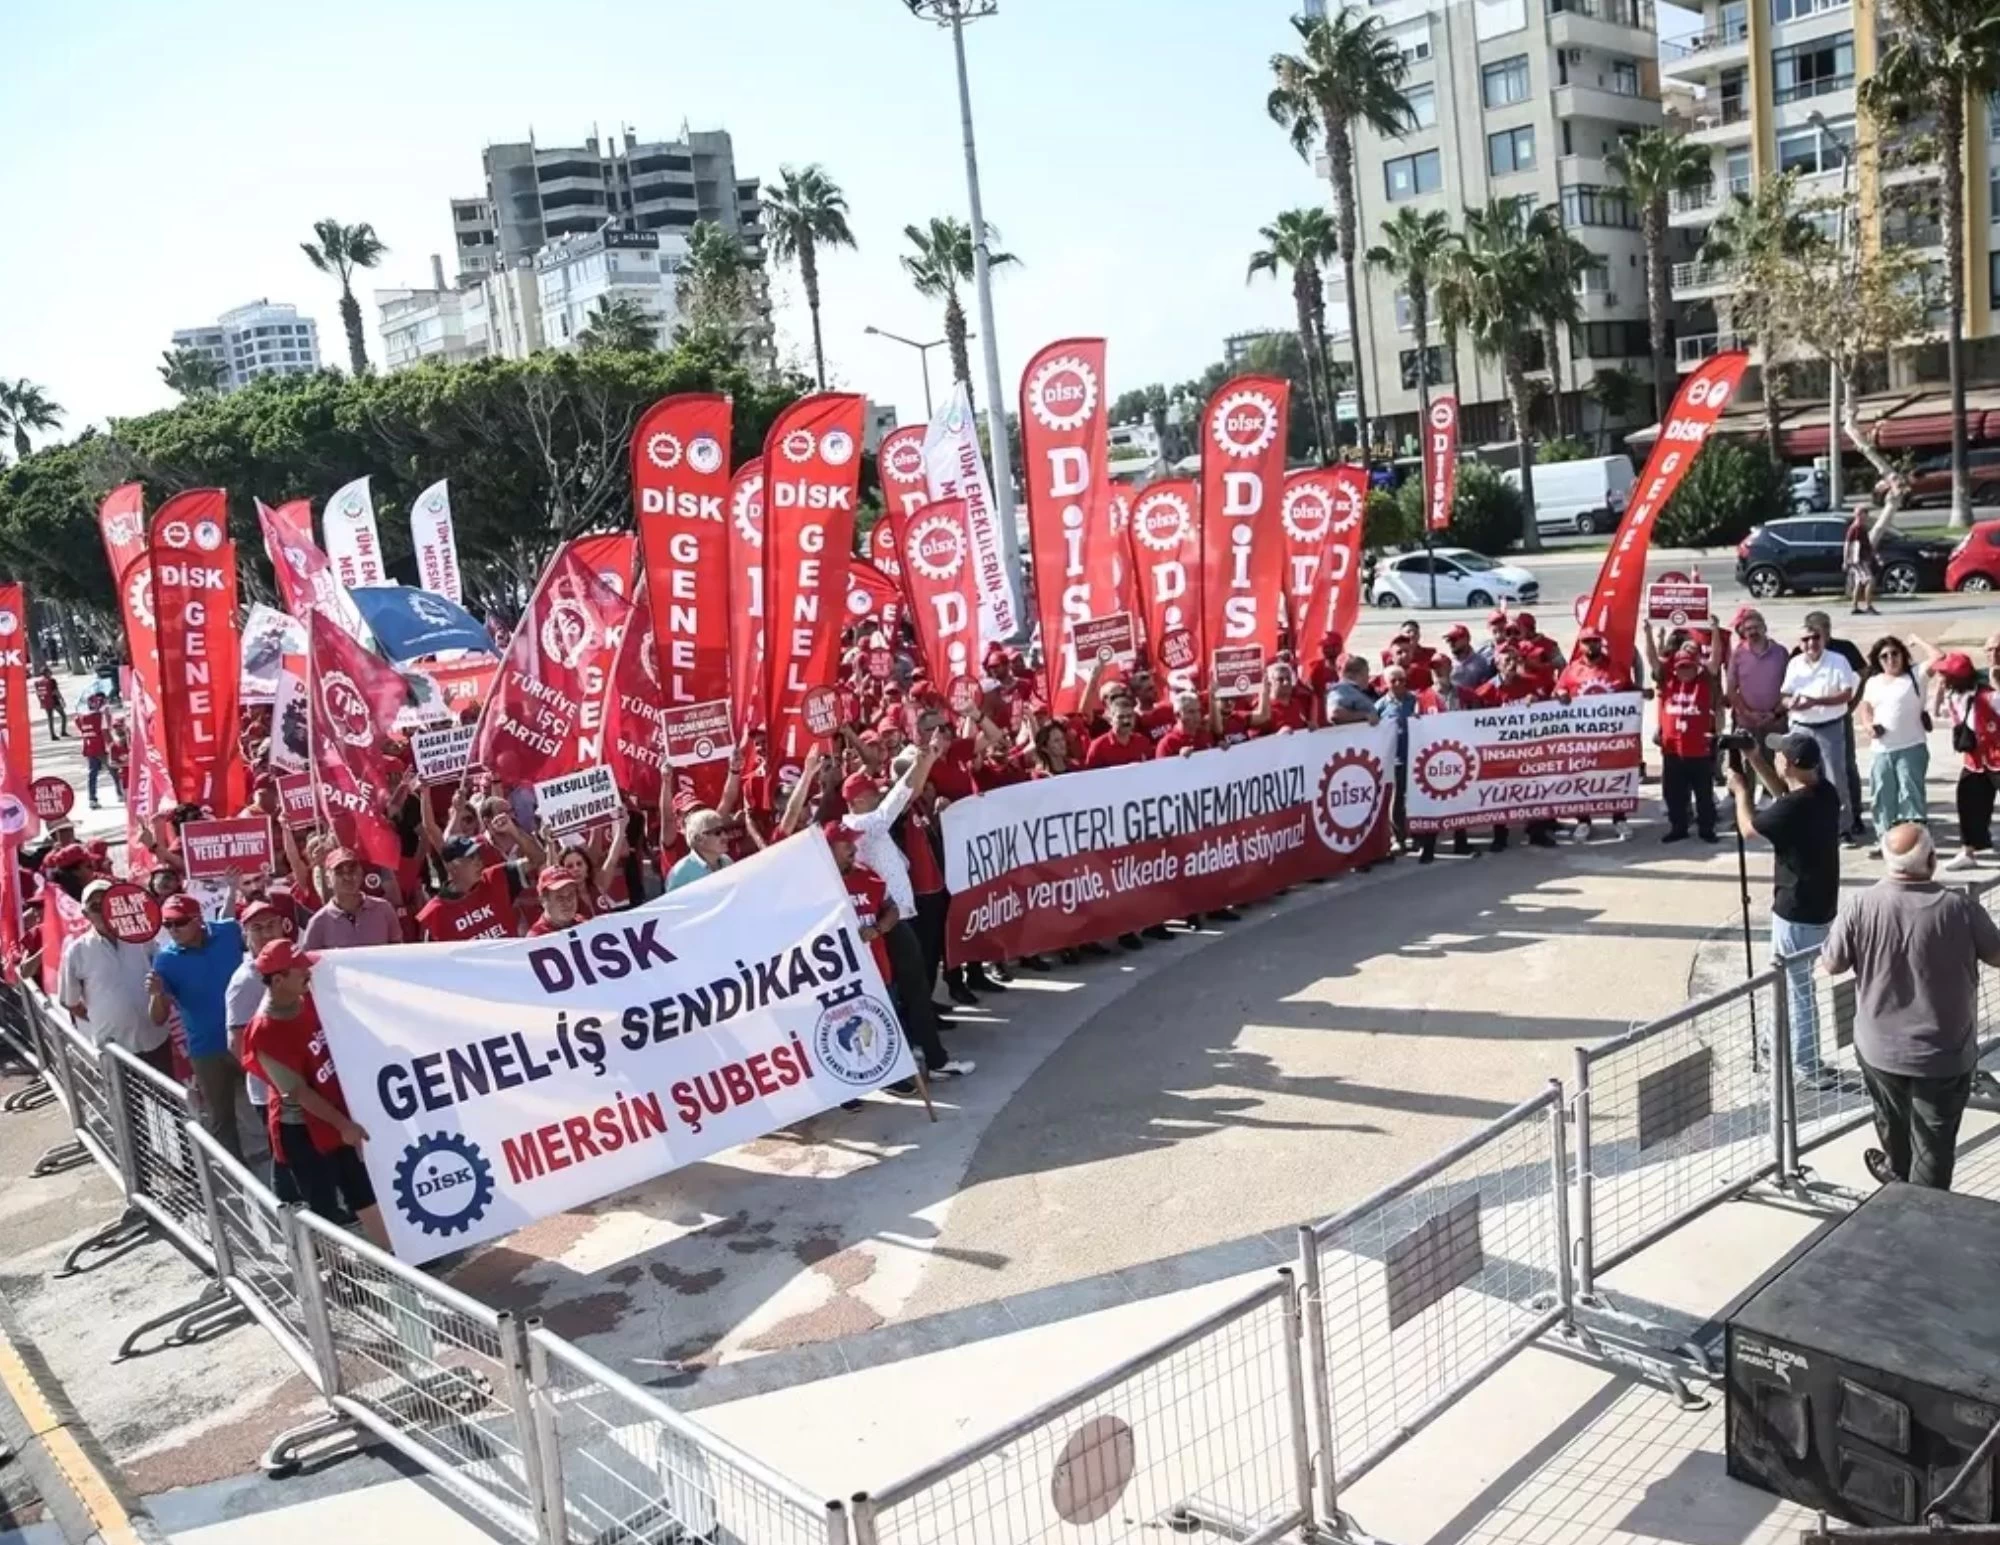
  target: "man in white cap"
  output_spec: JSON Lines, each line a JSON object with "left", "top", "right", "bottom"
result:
{"left": 59, "top": 879, "right": 173, "bottom": 1077}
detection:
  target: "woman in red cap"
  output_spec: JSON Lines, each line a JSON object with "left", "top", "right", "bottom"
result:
{"left": 1920, "top": 638, "right": 2000, "bottom": 871}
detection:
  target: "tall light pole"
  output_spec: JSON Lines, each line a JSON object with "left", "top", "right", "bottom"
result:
{"left": 1810, "top": 111, "right": 1852, "bottom": 512}
{"left": 864, "top": 325, "right": 954, "bottom": 418}
{"left": 904, "top": 0, "right": 1022, "bottom": 588}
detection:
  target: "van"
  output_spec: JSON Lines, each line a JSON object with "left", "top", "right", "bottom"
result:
{"left": 1502, "top": 455, "right": 1637, "bottom": 536}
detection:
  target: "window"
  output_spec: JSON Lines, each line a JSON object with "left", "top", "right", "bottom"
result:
{"left": 1570, "top": 320, "right": 1651, "bottom": 358}
{"left": 1776, "top": 120, "right": 1853, "bottom": 176}
{"left": 1385, "top": 150, "right": 1443, "bottom": 201}
{"left": 1771, "top": 0, "right": 1843, "bottom": 20}
{"left": 1990, "top": 251, "right": 2000, "bottom": 309}
{"left": 1772, "top": 33, "right": 1853, "bottom": 103}
{"left": 1560, "top": 184, "right": 1639, "bottom": 228}
{"left": 1404, "top": 84, "right": 1437, "bottom": 130}
{"left": 1400, "top": 346, "right": 1447, "bottom": 387}
{"left": 1488, "top": 125, "right": 1536, "bottom": 175}
{"left": 1610, "top": 59, "right": 1641, "bottom": 95}
{"left": 1574, "top": 265, "right": 1612, "bottom": 295}
{"left": 1389, "top": 16, "right": 1432, "bottom": 60}
{"left": 1484, "top": 55, "right": 1530, "bottom": 106}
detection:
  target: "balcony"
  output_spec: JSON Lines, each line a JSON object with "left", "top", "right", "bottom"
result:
{"left": 1882, "top": 215, "right": 1945, "bottom": 251}
{"left": 1677, "top": 329, "right": 1746, "bottom": 368}
{"left": 1667, "top": 174, "right": 1752, "bottom": 225}
{"left": 1546, "top": 0, "right": 1658, "bottom": 51}
{"left": 1553, "top": 81, "right": 1664, "bottom": 128}
{"left": 1659, "top": 17, "right": 1750, "bottom": 77}
{"left": 1686, "top": 101, "right": 1754, "bottom": 145}
{"left": 1670, "top": 259, "right": 1738, "bottom": 297}
{"left": 1772, "top": 73, "right": 1854, "bottom": 106}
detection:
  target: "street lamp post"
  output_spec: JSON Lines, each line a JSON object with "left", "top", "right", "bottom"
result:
{"left": 864, "top": 326, "right": 949, "bottom": 418}
{"left": 903, "top": 0, "right": 1022, "bottom": 590}
{"left": 1809, "top": 111, "right": 1852, "bottom": 512}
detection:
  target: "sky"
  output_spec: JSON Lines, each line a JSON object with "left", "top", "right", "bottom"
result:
{"left": 0, "top": 0, "right": 1361, "bottom": 442}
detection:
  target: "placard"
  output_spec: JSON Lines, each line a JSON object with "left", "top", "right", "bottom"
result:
{"left": 1404, "top": 693, "right": 1644, "bottom": 833}
{"left": 1072, "top": 612, "right": 1137, "bottom": 668}
{"left": 534, "top": 765, "right": 622, "bottom": 835}
{"left": 802, "top": 686, "right": 843, "bottom": 739}
{"left": 30, "top": 777, "right": 73, "bottom": 822}
{"left": 948, "top": 676, "right": 983, "bottom": 716}
{"left": 99, "top": 882, "right": 160, "bottom": 944}
{"left": 1645, "top": 581, "right": 1712, "bottom": 630}
{"left": 660, "top": 700, "right": 732, "bottom": 766}
{"left": 1211, "top": 645, "right": 1267, "bottom": 701}
{"left": 412, "top": 723, "right": 477, "bottom": 785}
{"left": 275, "top": 771, "right": 318, "bottom": 831}
{"left": 180, "top": 816, "right": 275, "bottom": 880}
{"left": 865, "top": 647, "right": 895, "bottom": 681}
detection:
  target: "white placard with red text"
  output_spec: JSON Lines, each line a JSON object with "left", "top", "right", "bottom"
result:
{"left": 1404, "top": 693, "right": 1643, "bottom": 833}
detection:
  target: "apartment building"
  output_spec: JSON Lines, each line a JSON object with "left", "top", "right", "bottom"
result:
{"left": 170, "top": 300, "right": 322, "bottom": 391}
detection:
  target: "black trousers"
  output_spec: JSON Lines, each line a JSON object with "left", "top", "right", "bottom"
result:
{"left": 1843, "top": 713, "right": 1864, "bottom": 831}
{"left": 883, "top": 920, "right": 949, "bottom": 1070}
{"left": 1859, "top": 1057, "right": 1974, "bottom": 1189}
{"left": 914, "top": 890, "right": 948, "bottom": 992}
{"left": 1662, "top": 751, "right": 1718, "bottom": 837}
{"left": 1959, "top": 768, "right": 1997, "bottom": 852}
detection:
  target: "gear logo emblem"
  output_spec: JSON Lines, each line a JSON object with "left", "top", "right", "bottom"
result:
{"left": 1281, "top": 483, "right": 1333, "bottom": 545}
{"left": 732, "top": 473, "right": 764, "bottom": 546}
{"left": 688, "top": 435, "right": 724, "bottom": 475}
{"left": 1413, "top": 739, "right": 1478, "bottom": 801}
{"left": 1133, "top": 491, "right": 1193, "bottom": 554}
{"left": 645, "top": 432, "right": 684, "bottom": 471}
{"left": 1028, "top": 356, "right": 1098, "bottom": 433}
{"left": 1313, "top": 747, "right": 1386, "bottom": 854}
{"left": 125, "top": 568, "right": 154, "bottom": 632}
{"left": 392, "top": 1132, "right": 496, "bottom": 1238}
{"left": 813, "top": 995, "right": 905, "bottom": 1087}
{"left": 158, "top": 518, "right": 192, "bottom": 551}
{"left": 821, "top": 429, "right": 856, "bottom": 467}
{"left": 1212, "top": 390, "right": 1281, "bottom": 460}
{"left": 780, "top": 428, "right": 817, "bottom": 464}
{"left": 906, "top": 515, "right": 966, "bottom": 582}
{"left": 884, "top": 438, "right": 925, "bottom": 484}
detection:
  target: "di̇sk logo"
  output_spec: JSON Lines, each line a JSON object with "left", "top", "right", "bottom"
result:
{"left": 1212, "top": 390, "right": 1280, "bottom": 459}
{"left": 392, "top": 1132, "right": 496, "bottom": 1238}
{"left": 820, "top": 430, "right": 855, "bottom": 467}
{"left": 1429, "top": 400, "right": 1457, "bottom": 432}
{"left": 1413, "top": 739, "right": 1478, "bottom": 801}
{"left": 1133, "top": 492, "right": 1193, "bottom": 554}
{"left": 688, "top": 435, "right": 724, "bottom": 475}
{"left": 408, "top": 591, "right": 457, "bottom": 628}
{"left": 1281, "top": 484, "right": 1333, "bottom": 545}
{"left": 906, "top": 515, "right": 966, "bottom": 582}
{"left": 1313, "top": 747, "right": 1386, "bottom": 854}
{"left": 1107, "top": 490, "right": 1131, "bottom": 536}
{"left": 645, "top": 431, "right": 684, "bottom": 471}
{"left": 780, "top": 428, "right": 817, "bottom": 464}
{"left": 1027, "top": 356, "right": 1098, "bottom": 434}
{"left": 125, "top": 568, "right": 155, "bottom": 632}
{"left": 884, "top": 438, "right": 926, "bottom": 484}
{"left": 732, "top": 473, "right": 764, "bottom": 546}
{"left": 192, "top": 520, "right": 224, "bottom": 553}
{"left": 813, "top": 995, "right": 905, "bottom": 1086}
{"left": 158, "top": 518, "right": 192, "bottom": 550}
{"left": 319, "top": 671, "right": 376, "bottom": 746}
{"left": 540, "top": 593, "right": 600, "bottom": 669}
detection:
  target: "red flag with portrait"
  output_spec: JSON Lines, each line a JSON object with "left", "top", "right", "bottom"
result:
{"left": 150, "top": 491, "right": 244, "bottom": 811}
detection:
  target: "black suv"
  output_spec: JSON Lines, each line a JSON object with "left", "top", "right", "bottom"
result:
{"left": 1735, "top": 517, "right": 1956, "bottom": 599}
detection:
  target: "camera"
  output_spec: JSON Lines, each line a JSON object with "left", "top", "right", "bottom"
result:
{"left": 1714, "top": 731, "right": 1758, "bottom": 756}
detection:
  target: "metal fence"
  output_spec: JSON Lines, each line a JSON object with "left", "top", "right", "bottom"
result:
{"left": 105, "top": 1043, "right": 213, "bottom": 1270}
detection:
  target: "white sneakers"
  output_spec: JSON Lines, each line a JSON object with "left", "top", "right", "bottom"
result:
{"left": 1944, "top": 850, "right": 1982, "bottom": 873}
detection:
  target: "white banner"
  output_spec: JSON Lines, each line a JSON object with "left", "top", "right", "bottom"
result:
{"left": 315, "top": 834, "right": 913, "bottom": 1262}
{"left": 322, "top": 475, "right": 388, "bottom": 590}
{"left": 270, "top": 654, "right": 308, "bottom": 772}
{"left": 923, "top": 384, "right": 1023, "bottom": 646}
{"left": 412, "top": 723, "right": 476, "bottom": 784}
{"left": 410, "top": 479, "right": 463, "bottom": 604}
{"left": 1404, "top": 693, "right": 1645, "bottom": 833}
{"left": 240, "top": 604, "right": 307, "bottom": 706}
{"left": 534, "top": 764, "right": 621, "bottom": 833}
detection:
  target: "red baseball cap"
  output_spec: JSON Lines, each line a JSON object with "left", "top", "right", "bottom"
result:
{"left": 323, "top": 847, "right": 363, "bottom": 870}
{"left": 238, "top": 900, "right": 282, "bottom": 926}
{"left": 161, "top": 894, "right": 204, "bottom": 924}
{"left": 1487, "top": 609, "right": 1509, "bottom": 626}
{"left": 1937, "top": 650, "right": 1977, "bottom": 683}
{"left": 47, "top": 844, "right": 89, "bottom": 870}
{"left": 536, "top": 865, "right": 580, "bottom": 893}
{"left": 820, "top": 819, "right": 854, "bottom": 846}
{"left": 254, "top": 938, "right": 315, "bottom": 975}
{"left": 839, "top": 771, "right": 879, "bottom": 802}
{"left": 1444, "top": 624, "right": 1472, "bottom": 642}
{"left": 1514, "top": 612, "right": 1536, "bottom": 631}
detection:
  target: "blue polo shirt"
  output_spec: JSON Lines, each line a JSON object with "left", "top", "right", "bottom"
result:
{"left": 153, "top": 918, "right": 246, "bottom": 1058}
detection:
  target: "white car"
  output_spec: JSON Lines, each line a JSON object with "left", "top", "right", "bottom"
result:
{"left": 1371, "top": 548, "right": 1541, "bottom": 610}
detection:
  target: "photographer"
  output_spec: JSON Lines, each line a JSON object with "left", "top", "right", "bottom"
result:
{"left": 1726, "top": 731, "right": 1843, "bottom": 1084}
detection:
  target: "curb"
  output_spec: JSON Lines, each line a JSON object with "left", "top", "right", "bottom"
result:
{"left": 0, "top": 1287, "right": 163, "bottom": 1545}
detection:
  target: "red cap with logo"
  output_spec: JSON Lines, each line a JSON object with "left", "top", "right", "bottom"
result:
{"left": 254, "top": 939, "right": 316, "bottom": 975}
{"left": 839, "top": 771, "right": 879, "bottom": 802}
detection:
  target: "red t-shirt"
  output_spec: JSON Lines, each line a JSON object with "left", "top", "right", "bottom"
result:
{"left": 1263, "top": 697, "right": 1310, "bottom": 735}
{"left": 1558, "top": 657, "right": 1633, "bottom": 697}
{"left": 76, "top": 709, "right": 107, "bottom": 758}
{"left": 1156, "top": 725, "right": 1213, "bottom": 756}
{"left": 1660, "top": 675, "right": 1717, "bottom": 758}
{"left": 926, "top": 740, "right": 979, "bottom": 802}
{"left": 902, "top": 811, "right": 945, "bottom": 896}
{"left": 1220, "top": 709, "right": 1255, "bottom": 747}
{"left": 972, "top": 753, "right": 1030, "bottom": 792}
{"left": 241, "top": 998, "right": 351, "bottom": 1155}
{"left": 1953, "top": 689, "right": 2000, "bottom": 773}
{"left": 34, "top": 677, "right": 57, "bottom": 708}
{"left": 1137, "top": 704, "right": 1177, "bottom": 743}
{"left": 1475, "top": 675, "right": 1547, "bottom": 707}
{"left": 1085, "top": 731, "right": 1154, "bottom": 769}
{"left": 417, "top": 866, "right": 519, "bottom": 942}
{"left": 1307, "top": 658, "right": 1341, "bottom": 700}
{"left": 527, "top": 912, "right": 580, "bottom": 936}
{"left": 841, "top": 862, "right": 893, "bottom": 977}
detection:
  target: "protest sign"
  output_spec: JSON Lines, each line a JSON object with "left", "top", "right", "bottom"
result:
{"left": 412, "top": 723, "right": 477, "bottom": 785}
{"left": 1645, "top": 581, "right": 1711, "bottom": 629}
{"left": 180, "top": 816, "right": 274, "bottom": 880}
{"left": 661, "top": 700, "right": 732, "bottom": 766}
{"left": 275, "top": 772, "right": 317, "bottom": 831}
{"left": 313, "top": 833, "right": 913, "bottom": 1263}
{"left": 940, "top": 722, "right": 1394, "bottom": 963}
{"left": 1211, "top": 645, "right": 1266, "bottom": 701}
{"left": 1404, "top": 693, "right": 1644, "bottom": 833}
{"left": 30, "top": 777, "right": 72, "bottom": 822}
{"left": 1071, "top": 612, "right": 1137, "bottom": 668}
{"left": 99, "top": 883, "right": 160, "bottom": 944}
{"left": 534, "top": 765, "right": 621, "bottom": 834}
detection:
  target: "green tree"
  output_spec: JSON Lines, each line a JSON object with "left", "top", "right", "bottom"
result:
{"left": 158, "top": 346, "right": 227, "bottom": 399}
{"left": 1654, "top": 440, "right": 1789, "bottom": 548}
{"left": 1860, "top": 0, "right": 2000, "bottom": 527}
{"left": 1393, "top": 458, "right": 1524, "bottom": 555}
{"left": 577, "top": 296, "right": 659, "bottom": 354}
{"left": 1701, "top": 172, "right": 1826, "bottom": 448}
{"left": 0, "top": 379, "right": 62, "bottom": 463}
{"left": 1268, "top": 6, "right": 1414, "bottom": 458}
{"left": 901, "top": 216, "right": 1018, "bottom": 411}
{"left": 1607, "top": 130, "right": 1711, "bottom": 420}
{"left": 764, "top": 164, "right": 858, "bottom": 390}
{"left": 1367, "top": 205, "right": 1455, "bottom": 455}
{"left": 300, "top": 217, "right": 388, "bottom": 376}
{"left": 1249, "top": 207, "right": 1341, "bottom": 458}
{"left": 1522, "top": 205, "right": 1597, "bottom": 440}
{"left": 675, "top": 221, "right": 761, "bottom": 361}
{"left": 1586, "top": 365, "right": 1644, "bottom": 451}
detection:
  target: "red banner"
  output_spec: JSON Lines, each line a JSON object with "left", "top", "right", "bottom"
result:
{"left": 124, "top": 666, "right": 173, "bottom": 867}
{"left": 761, "top": 393, "right": 865, "bottom": 779}
{"left": 1279, "top": 470, "right": 1334, "bottom": 646}
{"left": 727, "top": 459, "right": 765, "bottom": 740}
{"left": 1021, "top": 340, "right": 1115, "bottom": 715}
{"left": 1296, "top": 466, "right": 1368, "bottom": 652}
{"left": 609, "top": 576, "right": 669, "bottom": 809}
{"left": 1575, "top": 352, "right": 1750, "bottom": 672}
{"left": 1199, "top": 376, "right": 1291, "bottom": 686}
{"left": 1106, "top": 485, "right": 1142, "bottom": 640}
{"left": 307, "top": 609, "right": 409, "bottom": 867}
{"left": 0, "top": 584, "right": 28, "bottom": 795}
{"left": 258, "top": 499, "right": 362, "bottom": 637}
{"left": 473, "top": 544, "right": 632, "bottom": 787}
{"left": 267, "top": 498, "right": 313, "bottom": 549}
{"left": 877, "top": 424, "right": 931, "bottom": 528}
{"left": 96, "top": 485, "right": 148, "bottom": 595}
{"left": 846, "top": 563, "right": 904, "bottom": 640}
{"left": 569, "top": 533, "right": 638, "bottom": 601}
{"left": 1424, "top": 397, "right": 1459, "bottom": 533}
{"left": 899, "top": 498, "right": 983, "bottom": 686}
{"left": 634, "top": 394, "right": 733, "bottom": 725}
{"left": 150, "top": 491, "right": 243, "bottom": 811}
{"left": 1129, "top": 480, "right": 1202, "bottom": 692}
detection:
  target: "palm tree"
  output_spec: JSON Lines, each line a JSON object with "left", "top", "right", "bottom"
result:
{"left": 1437, "top": 199, "right": 1549, "bottom": 551}
{"left": 1607, "top": 130, "right": 1712, "bottom": 421}
{"left": 1861, "top": 0, "right": 2000, "bottom": 528}
{"left": 1366, "top": 206, "right": 1455, "bottom": 455}
{"left": 1702, "top": 173, "right": 1826, "bottom": 448}
{"left": 0, "top": 379, "right": 61, "bottom": 461}
{"left": 764, "top": 164, "right": 858, "bottom": 389}
{"left": 577, "top": 296, "right": 659, "bottom": 353}
{"left": 1250, "top": 208, "right": 1342, "bottom": 457}
{"left": 901, "top": 216, "right": 1018, "bottom": 410}
{"left": 158, "top": 346, "right": 226, "bottom": 398}
{"left": 1269, "top": 7, "right": 1415, "bottom": 459}
{"left": 1586, "top": 366, "right": 1643, "bottom": 451}
{"left": 1522, "top": 205, "right": 1597, "bottom": 441}
{"left": 300, "top": 218, "right": 387, "bottom": 375}
{"left": 675, "top": 221, "right": 760, "bottom": 357}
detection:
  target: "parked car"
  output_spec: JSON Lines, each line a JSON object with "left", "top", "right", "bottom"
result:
{"left": 1502, "top": 455, "right": 1635, "bottom": 536}
{"left": 1789, "top": 466, "right": 1828, "bottom": 513}
{"left": 1946, "top": 519, "right": 2000, "bottom": 592}
{"left": 1735, "top": 516, "right": 1956, "bottom": 598}
{"left": 1874, "top": 447, "right": 2000, "bottom": 507}
{"left": 1371, "top": 548, "right": 1541, "bottom": 610}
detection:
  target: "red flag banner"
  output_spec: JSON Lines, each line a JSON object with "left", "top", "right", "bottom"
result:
{"left": 1199, "top": 376, "right": 1291, "bottom": 685}
{"left": 151, "top": 491, "right": 243, "bottom": 811}
{"left": 877, "top": 425, "right": 932, "bottom": 528}
{"left": 1279, "top": 471, "right": 1335, "bottom": 646}
{"left": 308, "top": 609, "right": 410, "bottom": 867}
{"left": 96, "top": 485, "right": 148, "bottom": 595}
{"left": 124, "top": 666, "right": 173, "bottom": 866}
{"left": 761, "top": 393, "right": 865, "bottom": 779}
{"left": 473, "top": 545, "right": 633, "bottom": 787}
{"left": 727, "top": 459, "right": 765, "bottom": 741}
{"left": 1020, "top": 340, "right": 1115, "bottom": 714}
{"left": 609, "top": 576, "right": 669, "bottom": 809}
{"left": 1296, "top": 466, "right": 1368, "bottom": 653}
{"left": 0, "top": 584, "right": 31, "bottom": 795}
{"left": 569, "top": 533, "right": 639, "bottom": 601}
{"left": 1425, "top": 396, "right": 1460, "bottom": 534}
{"left": 899, "top": 498, "right": 983, "bottom": 686}
{"left": 1576, "top": 352, "right": 1750, "bottom": 671}
{"left": 868, "top": 517, "right": 903, "bottom": 587}
{"left": 634, "top": 394, "right": 733, "bottom": 725}
{"left": 1106, "top": 485, "right": 1142, "bottom": 639}
{"left": 259, "top": 499, "right": 365, "bottom": 638}
{"left": 846, "top": 563, "right": 904, "bottom": 640}
{"left": 1129, "top": 480, "right": 1202, "bottom": 692}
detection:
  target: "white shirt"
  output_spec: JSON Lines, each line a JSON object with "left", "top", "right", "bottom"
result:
{"left": 1862, "top": 665, "right": 1927, "bottom": 753}
{"left": 1781, "top": 650, "right": 1859, "bottom": 726}
{"left": 841, "top": 778, "right": 918, "bottom": 916}
{"left": 57, "top": 931, "right": 166, "bottom": 1055}
{"left": 226, "top": 958, "right": 271, "bottom": 1107}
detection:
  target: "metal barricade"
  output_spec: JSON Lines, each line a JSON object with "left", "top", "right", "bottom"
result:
{"left": 529, "top": 1328, "right": 844, "bottom": 1545}
{"left": 851, "top": 1274, "right": 1312, "bottom": 1545}
{"left": 185, "top": 1125, "right": 320, "bottom": 1386}
{"left": 48, "top": 1011, "right": 127, "bottom": 1187}
{"left": 1572, "top": 972, "right": 1781, "bottom": 1289}
{"left": 1296, "top": 1084, "right": 1572, "bottom": 1518}
{"left": 104, "top": 1044, "right": 213, "bottom": 1270}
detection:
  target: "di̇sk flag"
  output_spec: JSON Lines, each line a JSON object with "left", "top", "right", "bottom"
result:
{"left": 1424, "top": 397, "right": 1460, "bottom": 535}
{"left": 633, "top": 394, "right": 733, "bottom": 727}
{"left": 1199, "top": 375, "right": 1291, "bottom": 683}
{"left": 1020, "top": 340, "right": 1116, "bottom": 715}
{"left": 727, "top": 460, "right": 765, "bottom": 740}
{"left": 150, "top": 490, "right": 245, "bottom": 811}
{"left": 1130, "top": 479, "right": 1202, "bottom": 692}
{"left": 96, "top": 484, "right": 148, "bottom": 593}
{"left": 899, "top": 498, "right": 983, "bottom": 687}
{"left": 1294, "top": 466, "right": 1368, "bottom": 653}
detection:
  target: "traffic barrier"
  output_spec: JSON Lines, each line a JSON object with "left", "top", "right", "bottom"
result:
{"left": 104, "top": 1043, "right": 213, "bottom": 1270}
